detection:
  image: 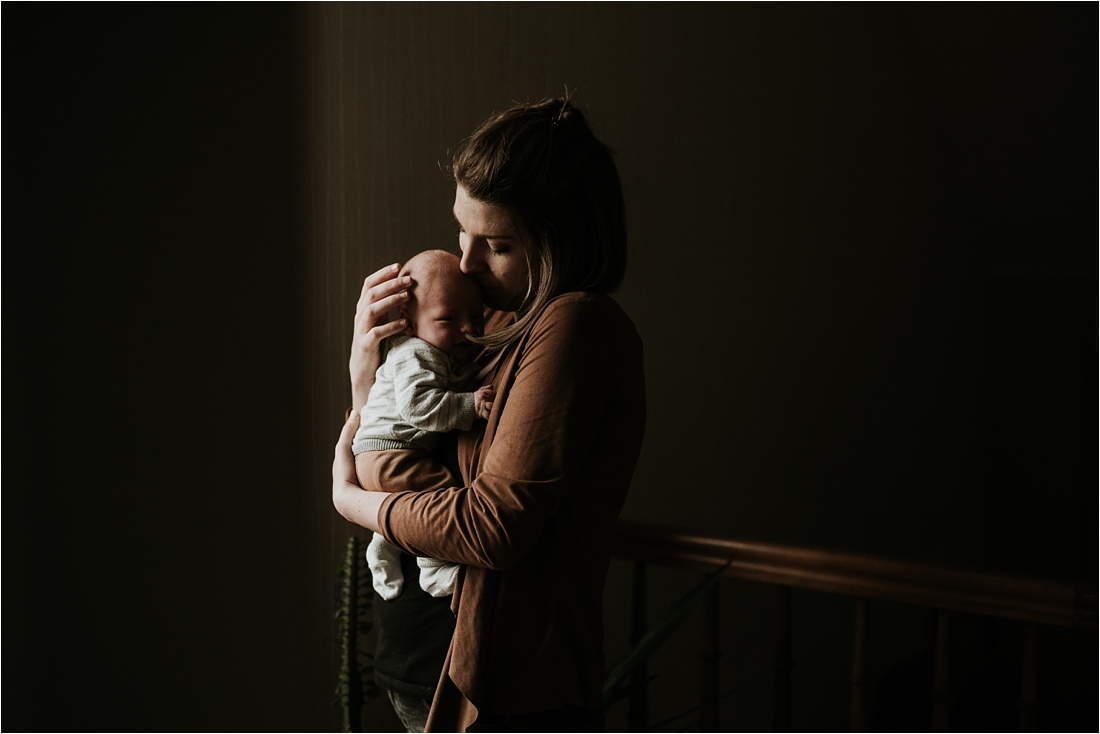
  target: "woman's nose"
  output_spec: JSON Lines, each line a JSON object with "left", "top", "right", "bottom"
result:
{"left": 459, "top": 242, "right": 483, "bottom": 274}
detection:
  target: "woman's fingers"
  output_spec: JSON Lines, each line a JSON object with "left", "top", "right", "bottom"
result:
{"left": 354, "top": 264, "right": 398, "bottom": 317}
{"left": 366, "top": 289, "right": 410, "bottom": 320}
{"left": 354, "top": 281, "right": 412, "bottom": 338}
{"left": 351, "top": 316, "right": 407, "bottom": 361}
{"left": 370, "top": 318, "right": 408, "bottom": 342}
{"left": 356, "top": 266, "right": 411, "bottom": 316}
{"left": 363, "top": 262, "right": 401, "bottom": 290}
{"left": 339, "top": 407, "right": 359, "bottom": 446}
{"left": 349, "top": 264, "right": 411, "bottom": 411}
{"left": 333, "top": 409, "right": 360, "bottom": 484}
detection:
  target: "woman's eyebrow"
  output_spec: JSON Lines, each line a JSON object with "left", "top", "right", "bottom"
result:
{"left": 453, "top": 209, "right": 516, "bottom": 239}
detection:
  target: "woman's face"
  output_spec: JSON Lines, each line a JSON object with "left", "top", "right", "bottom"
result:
{"left": 453, "top": 185, "right": 531, "bottom": 312}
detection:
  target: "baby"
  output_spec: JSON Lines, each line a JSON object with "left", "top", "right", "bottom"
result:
{"left": 353, "top": 249, "right": 494, "bottom": 599}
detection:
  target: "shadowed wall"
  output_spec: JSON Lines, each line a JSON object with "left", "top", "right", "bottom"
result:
{"left": 303, "top": 4, "right": 1094, "bottom": 730}
{"left": 6, "top": 3, "right": 1094, "bottom": 732}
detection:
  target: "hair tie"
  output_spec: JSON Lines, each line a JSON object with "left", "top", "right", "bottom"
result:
{"left": 552, "top": 97, "right": 570, "bottom": 128}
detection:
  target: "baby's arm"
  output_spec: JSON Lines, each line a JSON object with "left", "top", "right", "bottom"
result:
{"left": 392, "top": 341, "right": 478, "bottom": 432}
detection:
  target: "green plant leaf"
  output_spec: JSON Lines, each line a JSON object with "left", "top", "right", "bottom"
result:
{"left": 603, "top": 560, "right": 730, "bottom": 706}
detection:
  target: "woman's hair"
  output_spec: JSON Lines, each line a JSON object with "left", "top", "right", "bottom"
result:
{"left": 451, "top": 96, "right": 627, "bottom": 350}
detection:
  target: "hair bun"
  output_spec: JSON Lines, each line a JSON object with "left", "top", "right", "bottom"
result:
{"left": 547, "top": 96, "right": 584, "bottom": 131}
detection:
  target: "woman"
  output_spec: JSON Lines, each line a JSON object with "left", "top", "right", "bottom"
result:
{"left": 332, "top": 97, "right": 646, "bottom": 733}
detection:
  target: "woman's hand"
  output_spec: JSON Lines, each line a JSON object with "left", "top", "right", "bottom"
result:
{"left": 350, "top": 263, "right": 413, "bottom": 412}
{"left": 332, "top": 410, "right": 389, "bottom": 532}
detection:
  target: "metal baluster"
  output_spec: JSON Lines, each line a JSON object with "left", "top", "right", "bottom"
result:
{"left": 1019, "top": 623, "right": 1038, "bottom": 732}
{"left": 773, "top": 586, "right": 793, "bottom": 732}
{"left": 700, "top": 583, "right": 720, "bottom": 731}
{"left": 932, "top": 610, "right": 951, "bottom": 732}
{"left": 850, "top": 598, "right": 868, "bottom": 732}
{"left": 628, "top": 560, "right": 649, "bottom": 732}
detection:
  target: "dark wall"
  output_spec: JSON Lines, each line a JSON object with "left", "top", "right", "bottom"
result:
{"left": 301, "top": 4, "right": 1095, "bottom": 731}
{"left": 5, "top": 3, "right": 1095, "bottom": 732}
{"left": 6, "top": 5, "right": 317, "bottom": 731}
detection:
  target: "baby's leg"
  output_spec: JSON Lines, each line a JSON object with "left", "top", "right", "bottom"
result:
{"left": 417, "top": 555, "right": 460, "bottom": 598}
{"left": 355, "top": 449, "right": 462, "bottom": 598}
{"left": 366, "top": 532, "right": 404, "bottom": 600}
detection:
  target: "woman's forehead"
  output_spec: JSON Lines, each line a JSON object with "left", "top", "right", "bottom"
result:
{"left": 453, "top": 187, "right": 517, "bottom": 235}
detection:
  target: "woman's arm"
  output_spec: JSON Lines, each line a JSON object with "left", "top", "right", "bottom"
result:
{"left": 333, "top": 263, "right": 412, "bottom": 529}
{"left": 349, "top": 264, "right": 413, "bottom": 412}
{"left": 332, "top": 410, "right": 389, "bottom": 531}
{"left": 378, "top": 294, "right": 645, "bottom": 569}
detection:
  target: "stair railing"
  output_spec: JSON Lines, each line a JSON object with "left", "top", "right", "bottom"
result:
{"left": 611, "top": 521, "right": 1096, "bottom": 732}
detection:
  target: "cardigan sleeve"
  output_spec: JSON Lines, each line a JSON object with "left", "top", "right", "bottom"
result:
{"left": 378, "top": 293, "right": 640, "bottom": 570}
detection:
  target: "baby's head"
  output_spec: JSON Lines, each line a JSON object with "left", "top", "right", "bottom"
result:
{"left": 399, "top": 249, "right": 485, "bottom": 360}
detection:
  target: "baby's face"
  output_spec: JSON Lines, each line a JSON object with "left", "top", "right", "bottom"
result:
{"left": 410, "top": 276, "right": 485, "bottom": 360}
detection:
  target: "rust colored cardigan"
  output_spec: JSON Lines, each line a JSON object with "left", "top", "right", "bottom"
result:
{"left": 378, "top": 292, "right": 646, "bottom": 732}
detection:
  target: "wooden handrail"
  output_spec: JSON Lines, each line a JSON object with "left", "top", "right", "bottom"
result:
{"left": 611, "top": 521, "right": 1095, "bottom": 732}
{"left": 612, "top": 521, "right": 1096, "bottom": 630}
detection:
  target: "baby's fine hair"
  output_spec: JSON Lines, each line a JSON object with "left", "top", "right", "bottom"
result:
{"left": 399, "top": 249, "right": 476, "bottom": 308}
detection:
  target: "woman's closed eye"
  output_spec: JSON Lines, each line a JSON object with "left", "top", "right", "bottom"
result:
{"left": 462, "top": 234, "right": 511, "bottom": 255}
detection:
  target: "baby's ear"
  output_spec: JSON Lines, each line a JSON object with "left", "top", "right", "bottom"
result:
{"left": 398, "top": 306, "right": 415, "bottom": 335}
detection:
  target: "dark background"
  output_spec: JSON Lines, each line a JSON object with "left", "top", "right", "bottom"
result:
{"left": 5, "top": 3, "right": 1095, "bottom": 731}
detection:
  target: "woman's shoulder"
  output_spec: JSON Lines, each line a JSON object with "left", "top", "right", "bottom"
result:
{"left": 529, "top": 291, "right": 641, "bottom": 348}
{"left": 499, "top": 291, "right": 643, "bottom": 382}
{"left": 539, "top": 291, "right": 634, "bottom": 324}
